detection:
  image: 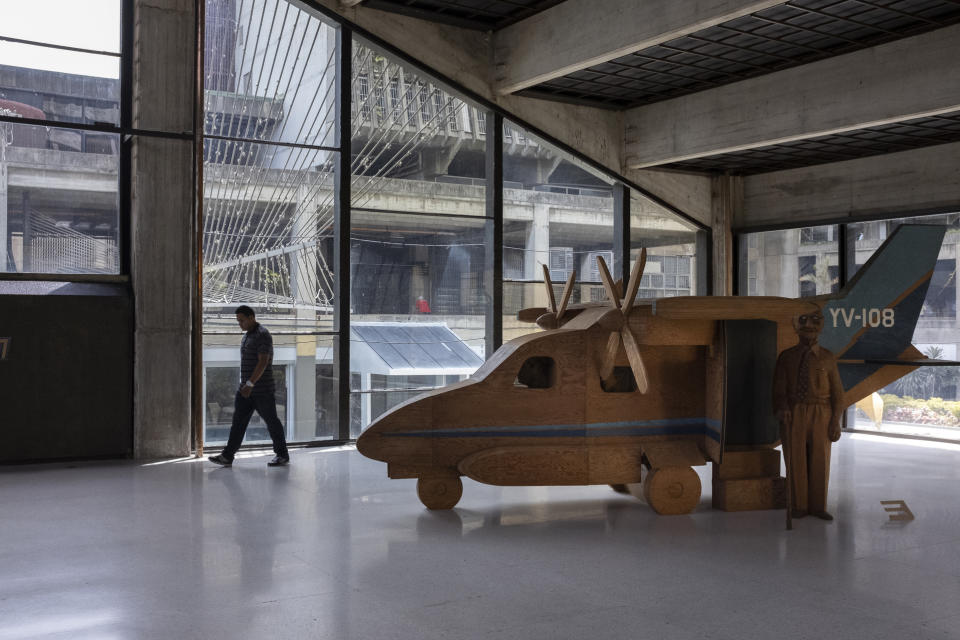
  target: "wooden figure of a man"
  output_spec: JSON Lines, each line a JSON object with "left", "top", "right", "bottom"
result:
{"left": 773, "top": 310, "right": 845, "bottom": 521}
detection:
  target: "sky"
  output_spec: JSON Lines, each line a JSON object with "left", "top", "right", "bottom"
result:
{"left": 0, "top": 1, "right": 121, "bottom": 78}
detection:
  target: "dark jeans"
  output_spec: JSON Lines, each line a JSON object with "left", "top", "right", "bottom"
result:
{"left": 221, "top": 391, "right": 289, "bottom": 461}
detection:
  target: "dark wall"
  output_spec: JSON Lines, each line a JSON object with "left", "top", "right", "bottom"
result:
{"left": 724, "top": 319, "right": 780, "bottom": 447}
{"left": 0, "top": 281, "right": 133, "bottom": 462}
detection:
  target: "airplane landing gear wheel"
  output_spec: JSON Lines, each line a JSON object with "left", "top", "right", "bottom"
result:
{"left": 642, "top": 466, "right": 701, "bottom": 515}
{"left": 417, "top": 476, "right": 463, "bottom": 510}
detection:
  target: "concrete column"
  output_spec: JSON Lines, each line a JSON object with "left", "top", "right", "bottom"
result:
{"left": 291, "top": 184, "right": 318, "bottom": 441}
{"left": 131, "top": 0, "right": 195, "bottom": 458}
{"left": 525, "top": 202, "right": 550, "bottom": 282}
{"left": 710, "top": 175, "right": 741, "bottom": 296}
{"left": 21, "top": 191, "right": 31, "bottom": 272}
{"left": 293, "top": 340, "right": 317, "bottom": 441}
{"left": 771, "top": 232, "right": 799, "bottom": 298}
{"left": 361, "top": 372, "right": 371, "bottom": 430}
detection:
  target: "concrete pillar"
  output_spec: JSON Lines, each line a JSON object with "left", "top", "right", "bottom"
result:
{"left": 291, "top": 185, "right": 318, "bottom": 441}
{"left": 21, "top": 191, "right": 31, "bottom": 272}
{"left": 710, "top": 175, "right": 741, "bottom": 296}
{"left": 771, "top": 231, "right": 799, "bottom": 297}
{"left": 361, "top": 372, "right": 371, "bottom": 430}
{"left": 418, "top": 140, "right": 462, "bottom": 180}
{"left": 526, "top": 202, "right": 550, "bottom": 281}
{"left": 131, "top": 0, "right": 195, "bottom": 458}
{"left": 293, "top": 340, "right": 317, "bottom": 441}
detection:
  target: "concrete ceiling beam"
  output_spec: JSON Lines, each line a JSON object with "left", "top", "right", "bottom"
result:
{"left": 739, "top": 141, "right": 960, "bottom": 228}
{"left": 624, "top": 24, "right": 960, "bottom": 169}
{"left": 493, "top": 0, "right": 782, "bottom": 95}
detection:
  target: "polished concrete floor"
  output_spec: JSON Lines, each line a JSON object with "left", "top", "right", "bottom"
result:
{"left": 2, "top": 434, "right": 960, "bottom": 639}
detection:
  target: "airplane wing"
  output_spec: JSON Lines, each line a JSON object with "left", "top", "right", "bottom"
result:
{"left": 651, "top": 296, "right": 820, "bottom": 320}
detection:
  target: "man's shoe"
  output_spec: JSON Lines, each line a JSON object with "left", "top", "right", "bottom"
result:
{"left": 267, "top": 456, "right": 289, "bottom": 467}
{"left": 208, "top": 454, "right": 232, "bottom": 467}
{"left": 813, "top": 511, "right": 834, "bottom": 521}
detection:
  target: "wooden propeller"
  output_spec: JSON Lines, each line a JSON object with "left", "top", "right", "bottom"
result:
{"left": 536, "top": 264, "right": 577, "bottom": 330}
{"left": 595, "top": 250, "right": 649, "bottom": 393}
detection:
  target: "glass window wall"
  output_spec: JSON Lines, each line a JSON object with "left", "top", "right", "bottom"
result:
{"left": 198, "top": 0, "right": 709, "bottom": 444}
{"left": 1, "top": 121, "right": 120, "bottom": 274}
{"left": 846, "top": 213, "right": 960, "bottom": 441}
{"left": 739, "top": 214, "right": 960, "bottom": 442}
{"left": 1, "top": 1, "right": 123, "bottom": 275}
{"left": 630, "top": 189, "right": 705, "bottom": 299}
{"left": 349, "top": 39, "right": 489, "bottom": 435}
{"left": 502, "top": 120, "right": 615, "bottom": 341}
{"left": 201, "top": 0, "right": 340, "bottom": 446}
{"left": 739, "top": 224, "right": 839, "bottom": 297}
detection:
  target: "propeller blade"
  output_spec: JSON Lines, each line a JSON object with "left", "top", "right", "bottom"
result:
{"left": 620, "top": 327, "right": 649, "bottom": 394}
{"left": 556, "top": 269, "right": 576, "bottom": 321}
{"left": 621, "top": 248, "right": 647, "bottom": 316}
{"left": 599, "top": 331, "right": 621, "bottom": 383}
{"left": 541, "top": 264, "right": 558, "bottom": 313}
{"left": 595, "top": 255, "right": 620, "bottom": 308}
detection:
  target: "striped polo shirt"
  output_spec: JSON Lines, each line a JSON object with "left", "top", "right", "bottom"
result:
{"left": 240, "top": 323, "right": 274, "bottom": 394}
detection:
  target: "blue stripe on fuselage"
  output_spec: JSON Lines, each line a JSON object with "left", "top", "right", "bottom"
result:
{"left": 383, "top": 418, "right": 723, "bottom": 442}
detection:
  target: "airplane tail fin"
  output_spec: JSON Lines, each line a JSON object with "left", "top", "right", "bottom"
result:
{"left": 818, "top": 224, "right": 946, "bottom": 404}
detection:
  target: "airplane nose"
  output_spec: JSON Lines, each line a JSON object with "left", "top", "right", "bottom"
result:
{"left": 355, "top": 417, "right": 385, "bottom": 458}
{"left": 355, "top": 397, "right": 433, "bottom": 463}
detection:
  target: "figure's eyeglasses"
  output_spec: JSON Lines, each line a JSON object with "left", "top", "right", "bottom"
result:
{"left": 797, "top": 314, "right": 823, "bottom": 325}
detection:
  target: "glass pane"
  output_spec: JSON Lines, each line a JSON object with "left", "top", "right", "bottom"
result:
{"left": 204, "top": 0, "right": 337, "bottom": 147}
{"left": 348, "top": 39, "right": 491, "bottom": 436}
{"left": 1, "top": 121, "right": 119, "bottom": 274}
{"left": 203, "top": 365, "right": 289, "bottom": 447}
{"left": 845, "top": 370, "right": 960, "bottom": 441}
{"left": 846, "top": 213, "right": 960, "bottom": 441}
{"left": 201, "top": 0, "right": 343, "bottom": 444}
{"left": 0, "top": 1, "right": 121, "bottom": 53}
{"left": 502, "top": 121, "right": 615, "bottom": 285}
{"left": 349, "top": 212, "right": 488, "bottom": 424}
{"left": 350, "top": 39, "right": 487, "bottom": 214}
{"left": 351, "top": 375, "right": 468, "bottom": 436}
{"left": 0, "top": 44, "right": 120, "bottom": 126}
{"left": 738, "top": 225, "right": 839, "bottom": 297}
{"left": 203, "top": 333, "right": 337, "bottom": 445}
{"left": 630, "top": 190, "right": 703, "bottom": 299}
{"left": 202, "top": 141, "right": 337, "bottom": 329}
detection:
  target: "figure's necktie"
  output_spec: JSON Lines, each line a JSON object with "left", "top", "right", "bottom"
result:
{"left": 796, "top": 347, "right": 813, "bottom": 402}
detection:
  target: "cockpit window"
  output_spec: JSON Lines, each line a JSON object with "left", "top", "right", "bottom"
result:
{"left": 514, "top": 356, "right": 555, "bottom": 389}
{"left": 601, "top": 366, "right": 637, "bottom": 393}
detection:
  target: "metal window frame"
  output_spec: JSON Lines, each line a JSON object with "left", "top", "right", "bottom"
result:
{"left": 336, "top": 26, "right": 353, "bottom": 442}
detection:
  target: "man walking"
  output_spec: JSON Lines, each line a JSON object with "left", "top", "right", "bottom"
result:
{"left": 209, "top": 306, "right": 290, "bottom": 467}
{"left": 773, "top": 310, "right": 844, "bottom": 520}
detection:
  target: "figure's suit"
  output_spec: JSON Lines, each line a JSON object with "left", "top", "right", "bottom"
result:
{"left": 773, "top": 343, "right": 844, "bottom": 516}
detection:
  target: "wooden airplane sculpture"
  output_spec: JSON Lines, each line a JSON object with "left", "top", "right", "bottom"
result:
{"left": 358, "top": 224, "right": 949, "bottom": 513}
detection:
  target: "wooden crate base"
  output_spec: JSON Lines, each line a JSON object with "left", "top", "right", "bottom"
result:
{"left": 713, "top": 475, "right": 785, "bottom": 511}
{"left": 712, "top": 449, "right": 785, "bottom": 512}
